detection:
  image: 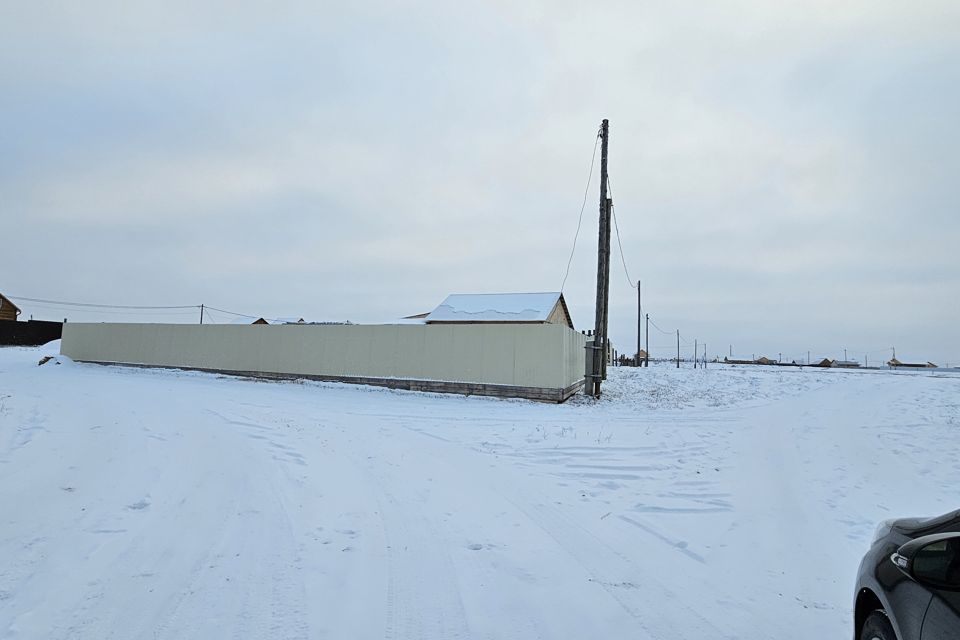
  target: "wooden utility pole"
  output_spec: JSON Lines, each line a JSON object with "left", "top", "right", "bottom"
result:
{"left": 694, "top": 339, "right": 698, "bottom": 369}
{"left": 645, "top": 313, "right": 649, "bottom": 367}
{"left": 676, "top": 330, "right": 680, "bottom": 369}
{"left": 200, "top": 304, "right": 204, "bottom": 325}
{"left": 704, "top": 342, "right": 707, "bottom": 368}
{"left": 601, "top": 196, "right": 612, "bottom": 382}
{"left": 589, "top": 119, "right": 611, "bottom": 397}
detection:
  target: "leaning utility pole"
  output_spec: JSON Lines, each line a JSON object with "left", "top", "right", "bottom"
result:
{"left": 200, "top": 304, "right": 205, "bottom": 325}
{"left": 589, "top": 119, "right": 611, "bottom": 397}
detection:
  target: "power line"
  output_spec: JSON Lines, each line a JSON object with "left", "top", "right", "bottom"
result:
{"left": 21, "top": 302, "right": 198, "bottom": 316}
{"left": 560, "top": 127, "right": 602, "bottom": 292}
{"left": 202, "top": 305, "right": 279, "bottom": 323}
{"left": 11, "top": 294, "right": 278, "bottom": 324}
{"left": 647, "top": 317, "right": 674, "bottom": 335}
{"left": 8, "top": 295, "right": 198, "bottom": 310}
{"left": 606, "top": 177, "right": 637, "bottom": 289}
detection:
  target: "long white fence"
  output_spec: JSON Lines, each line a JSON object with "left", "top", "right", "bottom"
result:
{"left": 60, "top": 322, "right": 586, "bottom": 402}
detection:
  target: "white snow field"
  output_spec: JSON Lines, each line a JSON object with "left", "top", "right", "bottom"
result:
{"left": 1, "top": 343, "right": 958, "bottom": 639}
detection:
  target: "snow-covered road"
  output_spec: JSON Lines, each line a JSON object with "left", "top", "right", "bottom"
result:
{"left": 1, "top": 343, "right": 957, "bottom": 639}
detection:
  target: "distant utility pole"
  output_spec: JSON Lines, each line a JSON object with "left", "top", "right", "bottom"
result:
{"left": 865, "top": 354, "right": 868, "bottom": 368}
{"left": 729, "top": 344, "right": 732, "bottom": 358}
{"left": 645, "top": 313, "right": 650, "bottom": 367}
{"left": 779, "top": 352, "right": 782, "bottom": 363}
{"left": 200, "top": 304, "right": 205, "bottom": 325}
{"left": 676, "top": 330, "right": 680, "bottom": 369}
{"left": 704, "top": 342, "right": 707, "bottom": 368}
{"left": 636, "top": 280, "right": 641, "bottom": 366}
{"left": 589, "top": 119, "right": 611, "bottom": 397}
{"left": 694, "top": 339, "right": 698, "bottom": 369}
{"left": 807, "top": 350, "right": 810, "bottom": 365}
{"left": 844, "top": 348, "right": 847, "bottom": 361}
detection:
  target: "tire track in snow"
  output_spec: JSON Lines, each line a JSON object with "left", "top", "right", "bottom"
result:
{"left": 147, "top": 411, "right": 310, "bottom": 640}
{"left": 337, "top": 425, "right": 471, "bottom": 640}
{"left": 395, "top": 423, "right": 734, "bottom": 640}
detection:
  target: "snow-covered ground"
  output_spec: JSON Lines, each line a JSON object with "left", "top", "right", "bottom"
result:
{"left": 1, "top": 343, "right": 957, "bottom": 639}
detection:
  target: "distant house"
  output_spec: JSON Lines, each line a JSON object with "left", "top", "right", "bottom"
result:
{"left": 238, "top": 316, "right": 348, "bottom": 326}
{"left": 423, "top": 292, "right": 575, "bottom": 329}
{"left": 813, "top": 358, "right": 835, "bottom": 368}
{"left": 832, "top": 360, "right": 861, "bottom": 368}
{"left": 0, "top": 293, "right": 21, "bottom": 322}
{"left": 887, "top": 358, "right": 937, "bottom": 369}
{"left": 722, "top": 355, "right": 778, "bottom": 366}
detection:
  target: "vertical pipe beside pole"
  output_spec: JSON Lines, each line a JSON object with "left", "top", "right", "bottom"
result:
{"left": 637, "top": 280, "right": 641, "bottom": 366}
{"left": 645, "top": 313, "right": 649, "bottom": 367}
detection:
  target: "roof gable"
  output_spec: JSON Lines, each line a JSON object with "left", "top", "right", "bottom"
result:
{"left": 425, "top": 292, "right": 571, "bottom": 327}
{"left": 0, "top": 294, "right": 20, "bottom": 313}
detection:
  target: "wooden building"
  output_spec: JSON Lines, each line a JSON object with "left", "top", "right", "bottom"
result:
{"left": 0, "top": 294, "right": 21, "bottom": 322}
{"left": 887, "top": 358, "right": 937, "bottom": 369}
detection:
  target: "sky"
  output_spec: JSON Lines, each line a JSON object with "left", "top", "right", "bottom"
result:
{"left": 2, "top": 1, "right": 958, "bottom": 365}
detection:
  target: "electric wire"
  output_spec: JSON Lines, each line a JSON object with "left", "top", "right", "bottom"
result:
{"left": 647, "top": 317, "right": 675, "bottom": 335}
{"left": 606, "top": 177, "right": 637, "bottom": 289}
{"left": 10, "top": 294, "right": 282, "bottom": 324}
{"left": 560, "top": 127, "right": 602, "bottom": 292}
{"left": 7, "top": 295, "right": 198, "bottom": 310}
{"left": 202, "top": 306, "right": 281, "bottom": 323}
{"left": 21, "top": 303, "right": 198, "bottom": 317}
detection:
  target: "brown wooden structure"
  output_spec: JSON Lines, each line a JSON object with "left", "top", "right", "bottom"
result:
{"left": 0, "top": 294, "right": 21, "bottom": 322}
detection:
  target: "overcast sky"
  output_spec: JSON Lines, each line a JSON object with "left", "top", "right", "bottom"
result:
{"left": 3, "top": 1, "right": 958, "bottom": 364}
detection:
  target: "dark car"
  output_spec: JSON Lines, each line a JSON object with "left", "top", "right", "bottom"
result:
{"left": 854, "top": 509, "right": 960, "bottom": 639}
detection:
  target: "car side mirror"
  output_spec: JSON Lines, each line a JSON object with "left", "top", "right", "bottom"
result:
{"left": 891, "top": 532, "right": 960, "bottom": 592}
